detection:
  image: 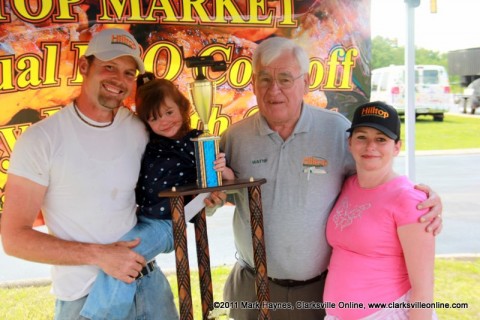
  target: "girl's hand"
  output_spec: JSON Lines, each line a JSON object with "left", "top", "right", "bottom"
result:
{"left": 214, "top": 153, "right": 227, "bottom": 172}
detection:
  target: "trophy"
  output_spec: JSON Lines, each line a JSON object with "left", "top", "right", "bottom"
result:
{"left": 186, "top": 56, "right": 226, "bottom": 188}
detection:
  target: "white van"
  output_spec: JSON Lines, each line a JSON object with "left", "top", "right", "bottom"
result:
{"left": 370, "top": 65, "right": 454, "bottom": 121}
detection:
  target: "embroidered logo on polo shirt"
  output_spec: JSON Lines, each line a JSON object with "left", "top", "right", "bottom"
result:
{"left": 302, "top": 156, "right": 328, "bottom": 178}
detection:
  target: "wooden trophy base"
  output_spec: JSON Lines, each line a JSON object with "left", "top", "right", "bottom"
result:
{"left": 159, "top": 178, "right": 271, "bottom": 320}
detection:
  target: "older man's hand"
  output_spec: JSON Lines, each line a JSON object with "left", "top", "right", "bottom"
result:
{"left": 415, "top": 183, "right": 443, "bottom": 236}
{"left": 204, "top": 191, "right": 227, "bottom": 208}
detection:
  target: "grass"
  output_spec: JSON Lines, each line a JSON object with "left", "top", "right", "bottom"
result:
{"left": 434, "top": 257, "right": 480, "bottom": 320}
{"left": 402, "top": 114, "right": 480, "bottom": 150}
{"left": 0, "top": 285, "right": 55, "bottom": 319}
{"left": 167, "top": 266, "right": 231, "bottom": 319}
{"left": 0, "top": 258, "right": 479, "bottom": 319}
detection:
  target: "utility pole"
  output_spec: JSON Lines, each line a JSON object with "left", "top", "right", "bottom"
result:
{"left": 404, "top": 0, "right": 419, "bottom": 180}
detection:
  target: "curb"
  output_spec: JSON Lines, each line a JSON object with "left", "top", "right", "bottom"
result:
{"left": 435, "top": 253, "right": 480, "bottom": 261}
{"left": 399, "top": 148, "right": 480, "bottom": 156}
{"left": 2, "top": 255, "right": 479, "bottom": 289}
{"left": 0, "top": 277, "right": 51, "bottom": 289}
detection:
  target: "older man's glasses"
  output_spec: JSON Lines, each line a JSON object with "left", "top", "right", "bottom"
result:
{"left": 256, "top": 73, "right": 304, "bottom": 89}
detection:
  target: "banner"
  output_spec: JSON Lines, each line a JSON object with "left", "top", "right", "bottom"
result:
{"left": 0, "top": 0, "right": 371, "bottom": 214}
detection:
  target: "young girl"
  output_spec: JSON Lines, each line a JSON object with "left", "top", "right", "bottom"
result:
{"left": 324, "top": 101, "right": 436, "bottom": 320}
{"left": 80, "top": 75, "right": 234, "bottom": 320}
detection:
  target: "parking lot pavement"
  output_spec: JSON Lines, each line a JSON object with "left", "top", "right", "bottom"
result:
{"left": 1, "top": 152, "right": 480, "bottom": 284}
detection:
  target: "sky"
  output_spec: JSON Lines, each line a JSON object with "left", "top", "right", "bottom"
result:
{"left": 371, "top": 0, "right": 480, "bottom": 53}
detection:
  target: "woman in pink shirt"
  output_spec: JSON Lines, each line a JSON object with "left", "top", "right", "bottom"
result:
{"left": 324, "top": 101, "right": 436, "bottom": 319}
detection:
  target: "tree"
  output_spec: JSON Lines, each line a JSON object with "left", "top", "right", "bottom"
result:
{"left": 415, "top": 48, "right": 447, "bottom": 67}
{"left": 371, "top": 36, "right": 460, "bottom": 92}
{"left": 371, "top": 36, "right": 404, "bottom": 69}
{"left": 371, "top": 36, "right": 448, "bottom": 69}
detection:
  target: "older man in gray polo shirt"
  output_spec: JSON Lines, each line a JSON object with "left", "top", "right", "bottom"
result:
{"left": 220, "top": 37, "right": 442, "bottom": 319}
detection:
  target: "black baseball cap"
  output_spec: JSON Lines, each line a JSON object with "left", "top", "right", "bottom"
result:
{"left": 347, "top": 101, "right": 401, "bottom": 140}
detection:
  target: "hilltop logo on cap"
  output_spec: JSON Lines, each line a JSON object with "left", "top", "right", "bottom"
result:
{"left": 361, "top": 106, "right": 390, "bottom": 119}
{"left": 111, "top": 34, "right": 137, "bottom": 51}
{"left": 347, "top": 101, "right": 400, "bottom": 140}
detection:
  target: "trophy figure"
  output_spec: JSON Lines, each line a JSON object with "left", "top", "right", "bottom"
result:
{"left": 186, "top": 56, "right": 226, "bottom": 188}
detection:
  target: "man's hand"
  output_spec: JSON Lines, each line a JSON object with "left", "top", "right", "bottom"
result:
{"left": 204, "top": 191, "right": 227, "bottom": 208}
{"left": 415, "top": 184, "right": 443, "bottom": 236}
{"left": 96, "top": 238, "right": 146, "bottom": 284}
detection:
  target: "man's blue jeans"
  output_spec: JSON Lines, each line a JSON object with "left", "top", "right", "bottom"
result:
{"left": 55, "top": 266, "right": 178, "bottom": 320}
{"left": 79, "top": 217, "right": 178, "bottom": 320}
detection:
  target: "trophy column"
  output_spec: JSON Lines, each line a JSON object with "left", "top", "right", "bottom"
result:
{"left": 188, "top": 79, "right": 222, "bottom": 188}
